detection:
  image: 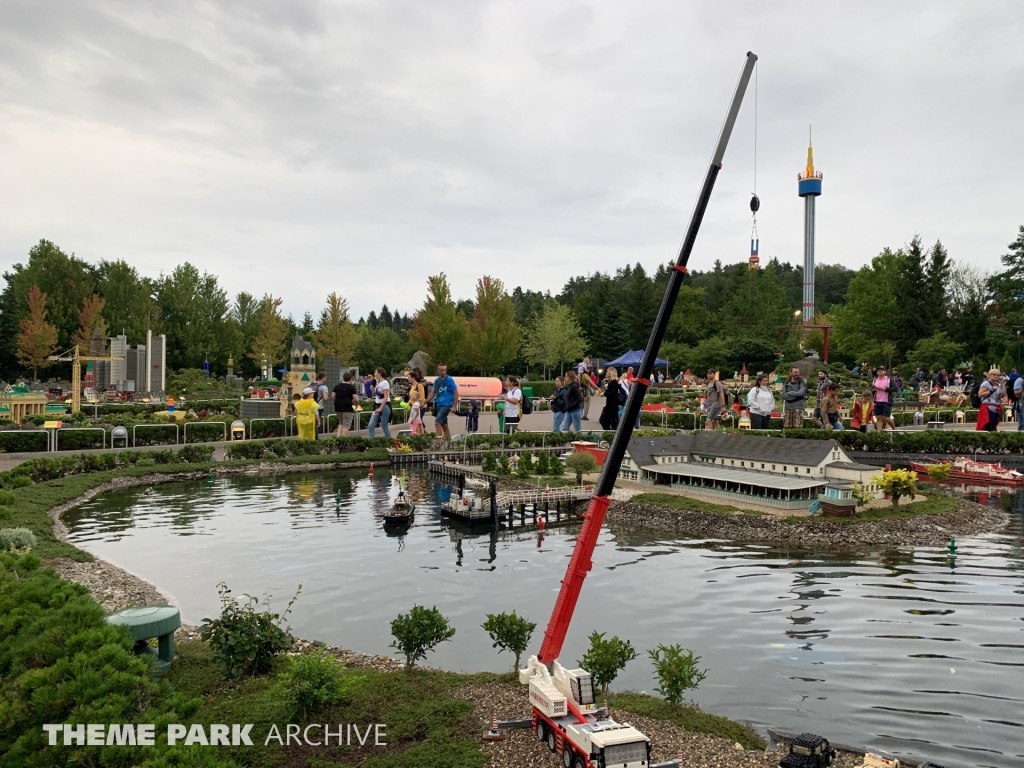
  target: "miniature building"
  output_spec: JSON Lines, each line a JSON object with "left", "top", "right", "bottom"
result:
{"left": 146, "top": 331, "right": 166, "bottom": 394}
{"left": 624, "top": 434, "right": 880, "bottom": 514}
{"left": 0, "top": 385, "right": 48, "bottom": 423}
{"left": 109, "top": 334, "right": 128, "bottom": 385}
{"left": 819, "top": 480, "right": 857, "bottom": 517}
{"left": 280, "top": 333, "right": 316, "bottom": 418}
{"left": 225, "top": 356, "right": 246, "bottom": 390}
{"left": 125, "top": 345, "right": 146, "bottom": 391}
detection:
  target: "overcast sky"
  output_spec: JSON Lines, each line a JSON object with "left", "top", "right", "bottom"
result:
{"left": 1, "top": 1, "right": 1021, "bottom": 321}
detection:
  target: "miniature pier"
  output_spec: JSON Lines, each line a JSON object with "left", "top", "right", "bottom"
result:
{"left": 428, "top": 460, "right": 592, "bottom": 529}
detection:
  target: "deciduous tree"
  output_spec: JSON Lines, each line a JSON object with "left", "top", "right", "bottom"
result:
{"left": 464, "top": 277, "right": 519, "bottom": 374}
{"left": 317, "top": 293, "right": 358, "bottom": 364}
{"left": 248, "top": 295, "right": 289, "bottom": 378}
{"left": 71, "top": 294, "right": 107, "bottom": 351}
{"left": 521, "top": 301, "right": 588, "bottom": 378}
{"left": 16, "top": 286, "right": 58, "bottom": 379}
{"left": 411, "top": 274, "right": 466, "bottom": 371}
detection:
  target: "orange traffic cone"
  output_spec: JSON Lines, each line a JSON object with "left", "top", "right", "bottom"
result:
{"left": 482, "top": 713, "right": 505, "bottom": 742}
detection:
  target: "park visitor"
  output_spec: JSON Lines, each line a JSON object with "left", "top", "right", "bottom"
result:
{"left": 850, "top": 390, "right": 874, "bottom": 433}
{"left": 367, "top": 367, "right": 392, "bottom": 439}
{"left": 872, "top": 365, "right": 897, "bottom": 432}
{"left": 501, "top": 376, "right": 522, "bottom": 434}
{"left": 821, "top": 382, "right": 843, "bottom": 431}
{"left": 811, "top": 370, "right": 831, "bottom": 428}
{"left": 599, "top": 367, "right": 620, "bottom": 431}
{"left": 782, "top": 367, "right": 807, "bottom": 429}
{"left": 313, "top": 372, "right": 329, "bottom": 432}
{"left": 295, "top": 387, "right": 320, "bottom": 441}
{"left": 550, "top": 377, "right": 566, "bottom": 432}
{"left": 976, "top": 368, "right": 1003, "bottom": 432}
{"left": 563, "top": 370, "right": 583, "bottom": 433}
{"left": 704, "top": 369, "right": 727, "bottom": 430}
{"left": 427, "top": 362, "right": 459, "bottom": 445}
{"left": 407, "top": 368, "right": 427, "bottom": 435}
{"left": 332, "top": 371, "right": 359, "bottom": 437}
{"left": 745, "top": 374, "right": 775, "bottom": 430}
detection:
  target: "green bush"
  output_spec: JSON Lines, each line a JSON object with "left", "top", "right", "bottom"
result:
{"left": 199, "top": 582, "right": 299, "bottom": 678}
{"left": 2, "top": 474, "right": 32, "bottom": 489}
{"left": 564, "top": 451, "right": 597, "bottom": 483}
{"left": 481, "top": 611, "right": 537, "bottom": 673}
{"left": 547, "top": 456, "right": 564, "bottom": 477}
{"left": 534, "top": 450, "right": 551, "bottom": 475}
{"left": 275, "top": 649, "right": 359, "bottom": 718}
{"left": 579, "top": 631, "right": 638, "bottom": 692}
{"left": 497, "top": 455, "right": 512, "bottom": 476}
{"left": 0, "top": 430, "right": 48, "bottom": 453}
{"left": 0, "top": 506, "right": 10, "bottom": 521}
{"left": 648, "top": 644, "right": 707, "bottom": 706}
{"left": 515, "top": 453, "right": 533, "bottom": 478}
{"left": 0, "top": 527, "right": 37, "bottom": 550}
{"left": 0, "top": 552, "right": 200, "bottom": 766}
{"left": 0, "top": 489, "right": 15, "bottom": 507}
{"left": 135, "top": 457, "right": 157, "bottom": 467}
{"left": 390, "top": 604, "right": 456, "bottom": 669}
{"left": 178, "top": 444, "right": 215, "bottom": 463}
{"left": 481, "top": 451, "right": 498, "bottom": 473}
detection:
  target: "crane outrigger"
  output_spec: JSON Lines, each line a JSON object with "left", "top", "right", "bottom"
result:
{"left": 518, "top": 52, "right": 759, "bottom": 768}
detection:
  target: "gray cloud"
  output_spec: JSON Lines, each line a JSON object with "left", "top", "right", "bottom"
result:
{"left": 0, "top": 0, "right": 1021, "bottom": 320}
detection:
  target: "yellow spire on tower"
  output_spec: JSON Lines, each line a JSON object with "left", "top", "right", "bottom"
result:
{"left": 805, "top": 125, "right": 814, "bottom": 178}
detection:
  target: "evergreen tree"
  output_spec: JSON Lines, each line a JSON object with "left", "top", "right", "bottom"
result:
{"left": 16, "top": 286, "right": 58, "bottom": 379}
{"left": 922, "top": 240, "right": 951, "bottom": 338}
{"left": 895, "top": 236, "right": 929, "bottom": 354}
{"left": 229, "top": 292, "right": 263, "bottom": 378}
{"left": 721, "top": 266, "right": 793, "bottom": 344}
{"left": 623, "top": 263, "right": 657, "bottom": 349}
{"left": 988, "top": 225, "right": 1024, "bottom": 327}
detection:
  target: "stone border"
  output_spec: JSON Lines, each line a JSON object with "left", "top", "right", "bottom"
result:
{"left": 608, "top": 496, "right": 1009, "bottom": 547}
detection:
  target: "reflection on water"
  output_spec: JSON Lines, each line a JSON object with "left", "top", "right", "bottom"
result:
{"left": 63, "top": 469, "right": 1024, "bottom": 768}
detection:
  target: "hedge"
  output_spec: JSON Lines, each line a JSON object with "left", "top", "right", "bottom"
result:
{"left": 0, "top": 445, "right": 216, "bottom": 488}
{"left": 738, "top": 428, "right": 1024, "bottom": 455}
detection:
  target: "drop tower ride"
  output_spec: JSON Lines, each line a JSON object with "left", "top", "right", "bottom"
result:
{"left": 798, "top": 128, "right": 822, "bottom": 323}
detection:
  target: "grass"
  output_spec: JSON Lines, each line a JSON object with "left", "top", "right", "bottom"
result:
{"left": 609, "top": 692, "right": 766, "bottom": 750}
{"left": 630, "top": 492, "right": 744, "bottom": 515}
{"left": 5, "top": 449, "right": 390, "bottom": 562}
{"left": 784, "top": 492, "right": 959, "bottom": 524}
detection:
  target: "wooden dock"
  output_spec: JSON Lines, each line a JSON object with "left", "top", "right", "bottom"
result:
{"left": 428, "top": 459, "right": 593, "bottom": 529}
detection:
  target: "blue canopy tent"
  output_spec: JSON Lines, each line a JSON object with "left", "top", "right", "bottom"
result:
{"left": 606, "top": 350, "right": 669, "bottom": 369}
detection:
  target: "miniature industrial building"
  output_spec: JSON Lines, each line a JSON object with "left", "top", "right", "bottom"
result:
{"left": 624, "top": 433, "right": 880, "bottom": 514}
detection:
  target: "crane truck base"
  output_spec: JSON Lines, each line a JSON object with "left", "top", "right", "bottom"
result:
{"left": 521, "top": 655, "right": 651, "bottom": 768}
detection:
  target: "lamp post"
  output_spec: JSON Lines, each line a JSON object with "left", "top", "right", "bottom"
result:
{"left": 1017, "top": 328, "right": 1021, "bottom": 371}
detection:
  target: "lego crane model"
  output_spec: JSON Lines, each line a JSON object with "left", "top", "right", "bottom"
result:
{"left": 518, "top": 52, "right": 758, "bottom": 768}
{"left": 48, "top": 346, "right": 124, "bottom": 414}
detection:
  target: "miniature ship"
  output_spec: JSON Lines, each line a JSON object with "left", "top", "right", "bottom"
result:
{"left": 910, "top": 456, "right": 1024, "bottom": 485}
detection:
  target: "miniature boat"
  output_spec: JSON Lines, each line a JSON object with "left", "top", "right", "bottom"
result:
{"left": 910, "top": 456, "right": 1024, "bottom": 485}
{"left": 383, "top": 500, "right": 415, "bottom": 526}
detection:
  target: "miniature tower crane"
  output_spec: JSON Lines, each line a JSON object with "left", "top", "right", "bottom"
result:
{"left": 48, "top": 345, "right": 124, "bottom": 414}
{"left": 518, "top": 52, "right": 758, "bottom": 768}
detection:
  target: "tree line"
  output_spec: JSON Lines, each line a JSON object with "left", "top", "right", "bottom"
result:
{"left": 3, "top": 226, "right": 1022, "bottom": 382}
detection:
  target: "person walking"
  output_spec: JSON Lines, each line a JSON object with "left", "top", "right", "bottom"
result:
{"left": 811, "top": 370, "right": 831, "bottom": 428}
{"left": 745, "top": 374, "right": 776, "bottom": 430}
{"left": 313, "top": 372, "right": 330, "bottom": 435}
{"left": 550, "top": 376, "right": 567, "bottom": 433}
{"left": 581, "top": 367, "right": 593, "bottom": 421}
{"left": 599, "top": 367, "right": 621, "bottom": 431}
{"left": 821, "top": 382, "right": 843, "bottom": 431}
{"left": 782, "top": 367, "right": 808, "bottom": 430}
{"left": 976, "top": 367, "right": 1004, "bottom": 432}
{"left": 332, "top": 371, "right": 359, "bottom": 437}
{"left": 407, "top": 368, "right": 427, "bottom": 435}
{"left": 704, "top": 369, "right": 727, "bottom": 430}
{"left": 563, "top": 370, "right": 583, "bottom": 433}
{"left": 872, "top": 365, "right": 897, "bottom": 432}
{"left": 367, "top": 367, "right": 392, "bottom": 439}
{"left": 850, "top": 390, "right": 874, "bottom": 433}
{"left": 500, "top": 376, "right": 523, "bottom": 434}
{"left": 426, "top": 363, "right": 459, "bottom": 446}
{"left": 295, "top": 387, "right": 320, "bottom": 441}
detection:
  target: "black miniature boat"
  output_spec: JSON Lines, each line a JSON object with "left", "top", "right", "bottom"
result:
{"left": 382, "top": 500, "right": 415, "bottom": 526}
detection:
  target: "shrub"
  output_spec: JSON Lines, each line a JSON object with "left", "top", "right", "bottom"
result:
{"left": 851, "top": 482, "right": 874, "bottom": 507}
{"left": 200, "top": 582, "right": 299, "bottom": 678}
{"left": 0, "top": 528, "right": 37, "bottom": 550}
{"left": 648, "top": 644, "right": 707, "bottom": 706}
{"left": 0, "top": 506, "right": 10, "bottom": 521}
{"left": 3, "top": 474, "right": 32, "bottom": 489}
{"left": 497, "top": 455, "right": 512, "bottom": 476}
{"left": 178, "top": 444, "right": 215, "bottom": 463}
{"left": 482, "top": 451, "right": 498, "bottom": 473}
{"left": 534, "top": 451, "right": 551, "bottom": 475}
{"left": 481, "top": 611, "right": 536, "bottom": 673}
{"left": 564, "top": 451, "right": 597, "bottom": 483}
{"left": 579, "top": 631, "right": 638, "bottom": 692}
{"left": 0, "top": 489, "right": 15, "bottom": 507}
{"left": 390, "top": 604, "right": 455, "bottom": 669}
{"left": 926, "top": 462, "right": 952, "bottom": 481}
{"left": 515, "top": 454, "right": 533, "bottom": 479}
{"left": 136, "top": 457, "right": 157, "bottom": 467}
{"left": 874, "top": 469, "right": 918, "bottom": 507}
{"left": 275, "top": 649, "right": 358, "bottom": 718}
{"left": 547, "top": 456, "right": 565, "bottom": 477}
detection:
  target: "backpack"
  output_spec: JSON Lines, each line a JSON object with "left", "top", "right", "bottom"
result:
{"left": 617, "top": 384, "right": 628, "bottom": 406}
{"left": 520, "top": 389, "right": 533, "bottom": 415}
{"left": 969, "top": 381, "right": 982, "bottom": 408}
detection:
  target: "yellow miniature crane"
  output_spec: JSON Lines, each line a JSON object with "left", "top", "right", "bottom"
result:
{"left": 48, "top": 345, "right": 124, "bottom": 414}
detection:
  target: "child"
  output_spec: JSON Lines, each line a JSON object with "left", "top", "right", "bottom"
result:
{"left": 409, "top": 397, "right": 423, "bottom": 435}
{"left": 850, "top": 390, "right": 874, "bottom": 433}
{"left": 457, "top": 400, "right": 480, "bottom": 434}
{"left": 821, "top": 383, "right": 843, "bottom": 431}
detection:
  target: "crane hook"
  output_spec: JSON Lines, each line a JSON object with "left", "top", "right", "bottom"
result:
{"left": 750, "top": 193, "right": 760, "bottom": 214}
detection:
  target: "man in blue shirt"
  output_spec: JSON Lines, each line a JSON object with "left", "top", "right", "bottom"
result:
{"left": 427, "top": 363, "right": 459, "bottom": 445}
{"left": 1014, "top": 374, "right": 1023, "bottom": 431}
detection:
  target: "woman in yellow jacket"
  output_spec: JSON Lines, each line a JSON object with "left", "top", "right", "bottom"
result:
{"left": 295, "top": 387, "right": 321, "bottom": 441}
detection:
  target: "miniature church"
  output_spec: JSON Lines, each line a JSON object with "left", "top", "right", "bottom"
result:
{"left": 280, "top": 334, "right": 317, "bottom": 418}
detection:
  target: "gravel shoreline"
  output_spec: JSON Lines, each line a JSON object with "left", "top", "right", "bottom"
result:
{"left": 608, "top": 496, "right": 1009, "bottom": 547}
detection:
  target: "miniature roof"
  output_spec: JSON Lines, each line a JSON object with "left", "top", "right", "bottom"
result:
{"left": 827, "top": 461, "right": 877, "bottom": 471}
{"left": 625, "top": 433, "right": 847, "bottom": 468}
{"left": 291, "top": 334, "right": 315, "bottom": 353}
{"left": 640, "top": 462, "right": 827, "bottom": 491}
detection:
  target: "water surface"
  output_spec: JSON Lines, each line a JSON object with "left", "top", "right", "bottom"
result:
{"left": 64, "top": 469, "right": 1024, "bottom": 768}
